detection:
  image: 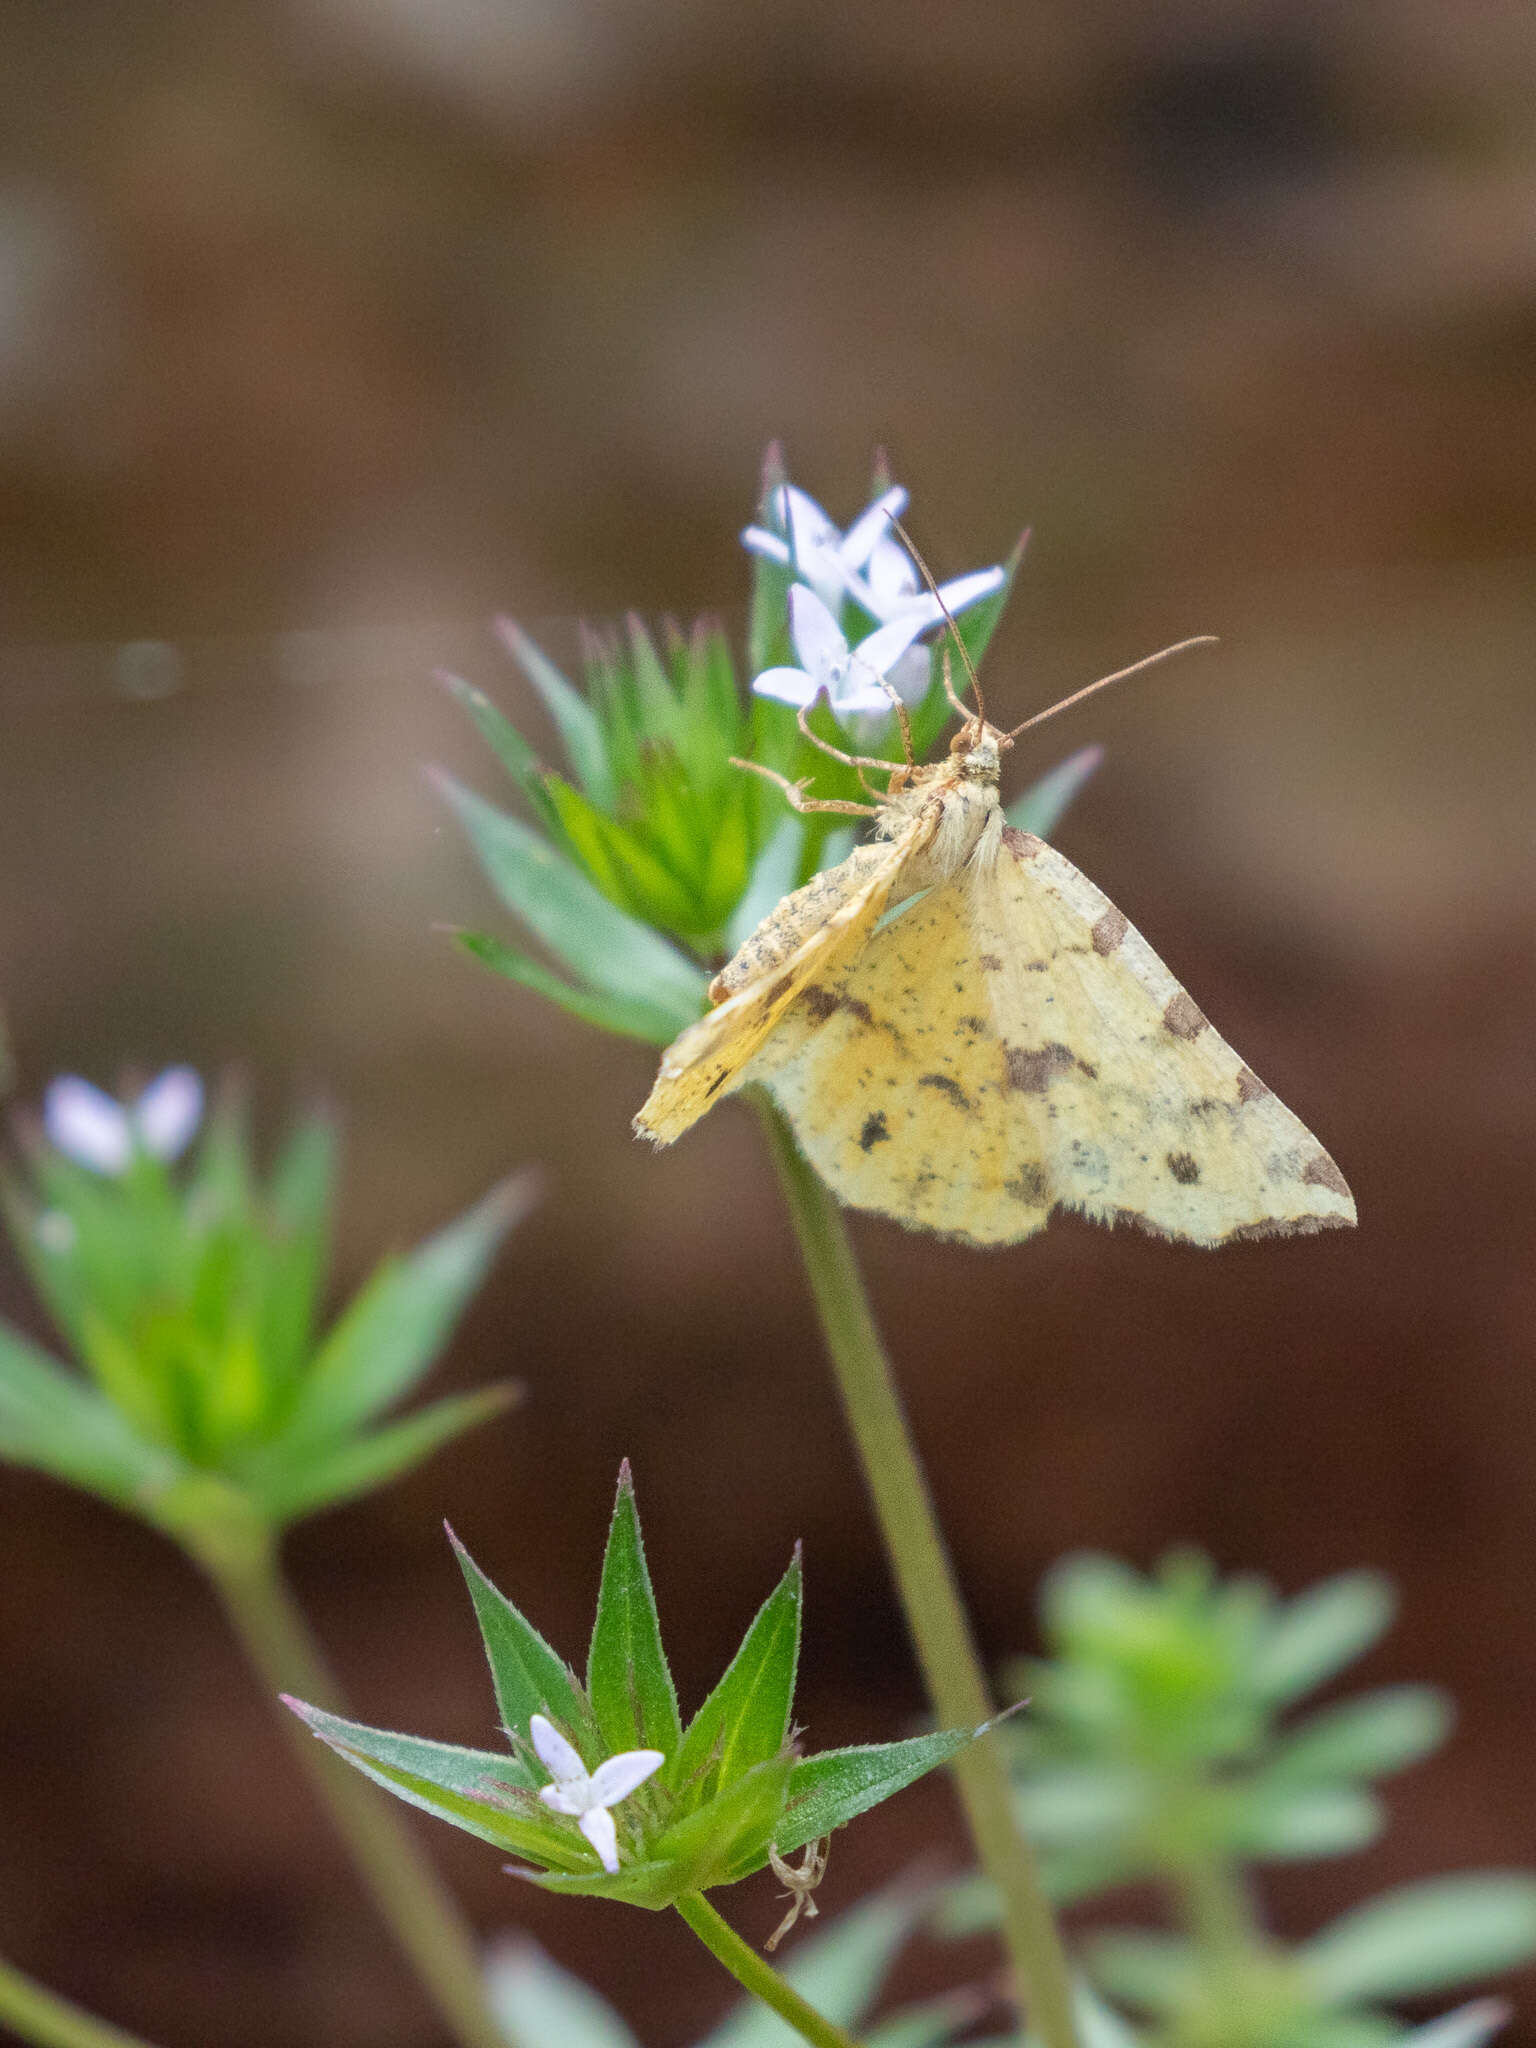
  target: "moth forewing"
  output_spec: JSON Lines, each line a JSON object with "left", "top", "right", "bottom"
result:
{"left": 636, "top": 716, "right": 1356, "bottom": 1249}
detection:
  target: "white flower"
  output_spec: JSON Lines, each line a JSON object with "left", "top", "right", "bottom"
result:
{"left": 529, "top": 1713, "right": 664, "bottom": 1874}
{"left": 851, "top": 530, "right": 1005, "bottom": 631}
{"left": 742, "top": 483, "right": 909, "bottom": 617}
{"left": 42, "top": 1067, "right": 204, "bottom": 1176}
{"left": 1401, "top": 2001, "right": 1511, "bottom": 2048}
{"left": 752, "top": 585, "right": 928, "bottom": 720}
{"left": 742, "top": 477, "right": 1005, "bottom": 640}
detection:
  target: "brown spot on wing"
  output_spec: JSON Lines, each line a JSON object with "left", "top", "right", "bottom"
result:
{"left": 1163, "top": 991, "right": 1209, "bottom": 1040}
{"left": 918, "top": 1073, "right": 973, "bottom": 1111}
{"left": 1166, "top": 1150, "right": 1201, "bottom": 1185}
{"left": 958, "top": 1015, "right": 989, "bottom": 1035}
{"left": 1236, "top": 1065, "right": 1271, "bottom": 1103}
{"left": 842, "top": 995, "right": 875, "bottom": 1027}
{"left": 1004, "top": 1043, "right": 1077, "bottom": 1093}
{"left": 1301, "top": 1153, "right": 1351, "bottom": 1197}
{"left": 800, "top": 985, "right": 839, "bottom": 1023}
{"left": 1001, "top": 826, "right": 1044, "bottom": 858}
{"left": 979, "top": 953, "right": 1003, "bottom": 973}
{"left": 1005, "top": 1165, "right": 1049, "bottom": 1204}
{"left": 858, "top": 1111, "right": 890, "bottom": 1152}
{"left": 1091, "top": 907, "right": 1129, "bottom": 955}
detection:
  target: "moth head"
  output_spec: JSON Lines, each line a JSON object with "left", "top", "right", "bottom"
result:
{"left": 947, "top": 718, "right": 1007, "bottom": 784}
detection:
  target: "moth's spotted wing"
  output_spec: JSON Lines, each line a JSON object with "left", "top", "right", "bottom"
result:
{"left": 750, "top": 825, "right": 1356, "bottom": 1247}
{"left": 633, "top": 826, "right": 929, "bottom": 1146}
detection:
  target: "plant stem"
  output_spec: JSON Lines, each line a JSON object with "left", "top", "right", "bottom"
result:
{"left": 1175, "top": 1851, "right": 1265, "bottom": 1969}
{"left": 758, "top": 1098, "right": 1080, "bottom": 2048}
{"left": 186, "top": 1510, "right": 514, "bottom": 2048}
{"left": 674, "top": 1893, "right": 862, "bottom": 2048}
{"left": 0, "top": 1956, "right": 163, "bottom": 2048}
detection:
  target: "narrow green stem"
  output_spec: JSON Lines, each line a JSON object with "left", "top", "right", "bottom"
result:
{"left": 1175, "top": 1851, "right": 1265, "bottom": 1969}
{"left": 758, "top": 1099, "right": 1080, "bottom": 2048}
{"left": 0, "top": 1956, "right": 163, "bottom": 2048}
{"left": 185, "top": 1513, "right": 514, "bottom": 2048}
{"left": 674, "top": 1893, "right": 862, "bottom": 2048}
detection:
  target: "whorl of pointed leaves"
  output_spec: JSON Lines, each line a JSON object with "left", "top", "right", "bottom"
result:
{"left": 0, "top": 1078, "right": 533, "bottom": 1529}
{"left": 286, "top": 1463, "right": 985, "bottom": 1911}
{"left": 436, "top": 449, "right": 1100, "bottom": 1048}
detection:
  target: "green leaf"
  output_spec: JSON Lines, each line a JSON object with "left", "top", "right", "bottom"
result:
{"left": 245, "top": 1385, "right": 518, "bottom": 1524}
{"left": 666, "top": 1751, "right": 795, "bottom": 1888}
{"left": 700, "top": 1883, "right": 932, "bottom": 2048}
{"left": 725, "top": 816, "right": 806, "bottom": 955}
{"left": 258, "top": 1113, "right": 337, "bottom": 1393}
{"left": 455, "top": 931, "right": 693, "bottom": 1046}
{"left": 283, "top": 1698, "right": 584, "bottom": 1863}
{"left": 0, "top": 1319, "right": 174, "bottom": 1507}
{"left": 1015, "top": 1763, "right": 1144, "bottom": 1846}
{"left": 775, "top": 1726, "right": 979, "bottom": 1857}
{"left": 1233, "top": 1780, "right": 1383, "bottom": 1862}
{"left": 1250, "top": 1573, "right": 1396, "bottom": 1704}
{"left": 483, "top": 1940, "right": 642, "bottom": 2048}
{"left": 1265, "top": 1686, "right": 1453, "bottom": 1784}
{"left": 496, "top": 618, "right": 615, "bottom": 807}
{"left": 451, "top": 1530, "right": 587, "bottom": 1736}
{"left": 1006, "top": 745, "right": 1105, "bottom": 841}
{"left": 675, "top": 1549, "right": 801, "bottom": 1813}
{"left": 439, "top": 669, "right": 567, "bottom": 841}
{"left": 587, "top": 1462, "right": 683, "bottom": 1761}
{"left": 434, "top": 771, "right": 706, "bottom": 1020}
{"left": 1298, "top": 1874, "right": 1536, "bottom": 2006}
{"left": 1085, "top": 1931, "right": 1197, "bottom": 2016}
{"left": 281, "top": 1175, "right": 534, "bottom": 1446}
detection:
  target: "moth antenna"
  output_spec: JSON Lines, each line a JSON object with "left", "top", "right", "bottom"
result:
{"left": 889, "top": 514, "right": 988, "bottom": 727}
{"left": 1005, "top": 636, "right": 1219, "bottom": 742}
{"left": 939, "top": 639, "right": 969, "bottom": 721}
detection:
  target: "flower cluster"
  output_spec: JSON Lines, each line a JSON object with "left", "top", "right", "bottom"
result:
{"left": 437, "top": 450, "right": 1102, "bottom": 1055}
{"left": 0, "top": 1070, "right": 532, "bottom": 1533}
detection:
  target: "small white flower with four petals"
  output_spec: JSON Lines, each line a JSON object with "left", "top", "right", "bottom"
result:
{"left": 529, "top": 1713, "right": 664, "bottom": 1874}
{"left": 752, "top": 585, "right": 929, "bottom": 721}
{"left": 742, "top": 483, "right": 910, "bottom": 619}
{"left": 42, "top": 1067, "right": 204, "bottom": 1177}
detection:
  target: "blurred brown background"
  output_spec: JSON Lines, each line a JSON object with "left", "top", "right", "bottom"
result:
{"left": 0, "top": 1, "right": 1533, "bottom": 2043}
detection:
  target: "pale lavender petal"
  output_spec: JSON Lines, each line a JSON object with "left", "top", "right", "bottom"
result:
{"left": 578, "top": 1806, "right": 620, "bottom": 1873}
{"left": 886, "top": 644, "right": 933, "bottom": 707}
{"left": 831, "top": 677, "right": 905, "bottom": 718}
{"left": 778, "top": 485, "right": 838, "bottom": 569}
{"left": 537, "top": 1782, "right": 585, "bottom": 1817}
{"left": 934, "top": 566, "right": 1006, "bottom": 615}
{"left": 852, "top": 613, "right": 927, "bottom": 680}
{"left": 134, "top": 1067, "right": 204, "bottom": 1161}
{"left": 588, "top": 1749, "right": 665, "bottom": 1807}
{"left": 1400, "top": 2001, "right": 1512, "bottom": 2048}
{"left": 751, "top": 665, "right": 818, "bottom": 708}
{"left": 840, "top": 486, "right": 909, "bottom": 572}
{"left": 740, "top": 526, "right": 791, "bottom": 566}
{"left": 787, "top": 585, "right": 847, "bottom": 680}
{"left": 42, "top": 1078, "right": 132, "bottom": 1175}
{"left": 861, "top": 532, "right": 920, "bottom": 612}
{"left": 529, "top": 1713, "right": 587, "bottom": 1786}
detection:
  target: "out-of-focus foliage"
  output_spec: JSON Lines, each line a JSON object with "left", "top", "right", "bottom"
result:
{"left": 0, "top": 1078, "right": 530, "bottom": 1533}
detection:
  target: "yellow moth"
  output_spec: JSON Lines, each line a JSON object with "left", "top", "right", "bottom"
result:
{"left": 633, "top": 642, "right": 1356, "bottom": 1250}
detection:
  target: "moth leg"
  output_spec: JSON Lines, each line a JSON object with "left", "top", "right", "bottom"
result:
{"left": 794, "top": 702, "right": 902, "bottom": 775}
{"left": 728, "top": 757, "right": 879, "bottom": 818}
